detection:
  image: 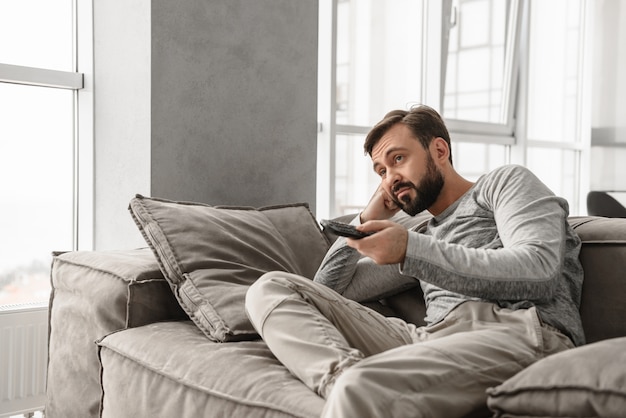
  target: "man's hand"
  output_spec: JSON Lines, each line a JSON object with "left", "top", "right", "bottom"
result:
{"left": 347, "top": 220, "right": 408, "bottom": 265}
{"left": 360, "top": 183, "right": 401, "bottom": 223}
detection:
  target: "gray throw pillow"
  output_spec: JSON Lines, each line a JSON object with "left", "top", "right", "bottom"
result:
{"left": 129, "top": 195, "right": 329, "bottom": 342}
{"left": 487, "top": 336, "right": 626, "bottom": 417}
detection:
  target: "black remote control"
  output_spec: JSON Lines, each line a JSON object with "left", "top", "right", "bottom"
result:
{"left": 320, "top": 219, "right": 374, "bottom": 239}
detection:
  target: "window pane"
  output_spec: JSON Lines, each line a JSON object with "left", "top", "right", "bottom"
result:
{"left": 444, "top": 0, "right": 508, "bottom": 123}
{"left": 0, "top": 84, "right": 74, "bottom": 306}
{"left": 452, "top": 142, "right": 508, "bottom": 181}
{"left": 0, "top": 0, "right": 74, "bottom": 71}
{"left": 527, "top": 0, "right": 584, "bottom": 142}
{"left": 336, "top": 0, "right": 424, "bottom": 126}
{"left": 334, "top": 134, "right": 380, "bottom": 216}
{"left": 590, "top": 147, "right": 626, "bottom": 192}
{"left": 527, "top": 148, "right": 578, "bottom": 213}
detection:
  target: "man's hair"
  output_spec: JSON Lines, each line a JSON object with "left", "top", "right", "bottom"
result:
{"left": 363, "top": 105, "right": 453, "bottom": 165}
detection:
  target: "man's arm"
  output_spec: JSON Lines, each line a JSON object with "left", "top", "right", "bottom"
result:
{"left": 313, "top": 219, "right": 362, "bottom": 295}
{"left": 314, "top": 216, "right": 417, "bottom": 302}
{"left": 400, "top": 165, "right": 572, "bottom": 302}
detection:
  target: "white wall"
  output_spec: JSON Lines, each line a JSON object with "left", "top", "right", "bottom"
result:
{"left": 93, "top": 0, "right": 152, "bottom": 250}
{"left": 590, "top": 0, "right": 626, "bottom": 191}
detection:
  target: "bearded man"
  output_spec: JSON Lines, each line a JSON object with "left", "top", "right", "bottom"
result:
{"left": 245, "top": 105, "right": 584, "bottom": 418}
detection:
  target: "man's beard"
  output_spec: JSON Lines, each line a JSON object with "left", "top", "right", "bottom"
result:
{"left": 391, "top": 155, "right": 444, "bottom": 216}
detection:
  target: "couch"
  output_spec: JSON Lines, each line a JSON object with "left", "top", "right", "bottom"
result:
{"left": 45, "top": 195, "right": 626, "bottom": 418}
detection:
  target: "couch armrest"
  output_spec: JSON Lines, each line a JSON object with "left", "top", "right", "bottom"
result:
{"left": 46, "top": 248, "right": 186, "bottom": 418}
{"left": 569, "top": 216, "right": 626, "bottom": 344}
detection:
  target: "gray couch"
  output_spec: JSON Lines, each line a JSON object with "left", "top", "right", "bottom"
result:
{"left": 45, "top": 196, "right": 626, "bottom": 417}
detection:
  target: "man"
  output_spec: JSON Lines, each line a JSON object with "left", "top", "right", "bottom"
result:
{"left": 245, "top": 105, "right": 584, "bottom": 417}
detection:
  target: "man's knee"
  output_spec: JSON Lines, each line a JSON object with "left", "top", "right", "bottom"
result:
{"left": 246, "top": 272, "right": 282, "bottom": 325}
{"left": 246, "top": 271, "right": 301, "bottom": 303}
{"left": 245, "top": 271, "right": 305, "bottom": 332}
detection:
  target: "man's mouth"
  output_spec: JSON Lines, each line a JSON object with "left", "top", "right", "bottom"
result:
{"left": 393, "top": 184, "right": 413, "bottom": 202}
{"left": 396, "top": 189, "right": 410, "bottom": 200}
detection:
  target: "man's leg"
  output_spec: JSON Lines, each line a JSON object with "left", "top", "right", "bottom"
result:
{"left": 245, "top": 271, "right": 416, "bottom": 398}
{"left": 322, "top": 301, "right": 574, "bottom": 418}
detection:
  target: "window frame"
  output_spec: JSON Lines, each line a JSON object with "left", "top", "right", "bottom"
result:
{"left": 511, "top": 0, "right": 591, "bottom": 214}
{"left": 0, "top": 0, "right": 93, "bottom": 309}
{"left": 0, "top": 63, "right": 82, "bottom": 88}
{"left": 442, "top": 0, "right": 524, "bottom": 142}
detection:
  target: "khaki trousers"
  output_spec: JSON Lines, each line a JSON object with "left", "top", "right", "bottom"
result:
{"left": 245, "top": 271, "right": 574, "bottom": 418}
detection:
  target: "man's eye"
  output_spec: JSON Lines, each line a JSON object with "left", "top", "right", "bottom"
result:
{"left": 378, "top": 169, "right": 386, "bottom": 178}
{"left": 395, "top": 155, "right": 403, "bottom": 163}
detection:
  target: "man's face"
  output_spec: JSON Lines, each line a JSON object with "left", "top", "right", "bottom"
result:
{"left": 371, "top": 124, "right": 444, "bottom": 216}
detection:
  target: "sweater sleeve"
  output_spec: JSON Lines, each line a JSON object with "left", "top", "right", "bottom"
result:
{"left": 314, "top": 216, "right": 418, "bottom": 301}
{"left": 400, "top": 165, "right": 569, "bottom": 302}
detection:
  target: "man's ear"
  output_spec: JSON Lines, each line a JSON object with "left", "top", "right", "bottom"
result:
{"left": 431, "top": 137, "right": 450, "bottom": 163}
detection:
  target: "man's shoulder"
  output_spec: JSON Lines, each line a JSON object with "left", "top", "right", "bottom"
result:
{"left": 478, "top": 164, "right": 538, "bottom": 188}
{"left": 484, "top": 164, "right": 533, "bottom": 179}
{"left": 472, "top": 165, "right": 552, "bottom": 208}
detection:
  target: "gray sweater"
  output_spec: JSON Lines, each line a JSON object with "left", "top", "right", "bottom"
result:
{"left": 314, "top": 165, "right": 585, "bottom": 346}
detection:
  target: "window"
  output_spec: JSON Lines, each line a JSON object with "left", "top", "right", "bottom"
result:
{"left": 526, "top": 148, "right": 578, "bottom": 207}
{"left": 333, "top": 133, "right": 380, "bottom": 215}
{"left": 452, "top": 143, "right": 508, "bottom": 181}
{"left": 335, "top": 0, "right": 425, "bottom": 128}
{"left": 318, "top": 0, "right": 590, "bottom": 219}
{"left": 0, "top": 0, "right": 89, "bottom": 308}
{"left": 0, "top": 0, "right": 73, "bottom": 71}
{"left": 523, "top": 0, "right": 589, "bottom": 212}
{"left": 319, "top": 0, "right": 429, "bottom": 218}
{"left": 0, "top": 84, "right": 75, "bottom": 306}
{"left": 443, "top": 0, "right": 521, "bottom": 130}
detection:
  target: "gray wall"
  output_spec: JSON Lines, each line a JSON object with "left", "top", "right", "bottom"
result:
{"left": 94, "top": 0, "right": 318, "bottom": 250}
{"left": 151, "top": 1, "right": 318, "bottom": 209}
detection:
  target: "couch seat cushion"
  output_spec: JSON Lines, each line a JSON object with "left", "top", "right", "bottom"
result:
{"left": 98, "top": 321, "right": 324, "bottom": 418}
{"left": 487, "top": 336, "right": 626, "bottom": 417}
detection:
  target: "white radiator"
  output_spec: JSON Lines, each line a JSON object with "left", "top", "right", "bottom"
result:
{"left": 0, "top": 304, "right": 48, "bottom": 417}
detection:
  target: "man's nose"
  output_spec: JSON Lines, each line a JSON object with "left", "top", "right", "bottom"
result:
{"left": 385, "top": 169, "right": 401, "bottom": 190}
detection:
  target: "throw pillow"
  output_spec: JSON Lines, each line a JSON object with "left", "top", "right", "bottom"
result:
{"left": 129, "top": 195, "right": 329, "bottom": 342}
{"left": 487, "top": 336, "right": 626, "bottom": 417}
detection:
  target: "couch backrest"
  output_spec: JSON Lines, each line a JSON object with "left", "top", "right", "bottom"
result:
{"left": 326, "top": 214, "right": 626, "bottom": 345}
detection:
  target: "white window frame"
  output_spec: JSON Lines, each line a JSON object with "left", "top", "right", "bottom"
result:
{"left": 443, "top": 0, "right": 523, "bottom": 144}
